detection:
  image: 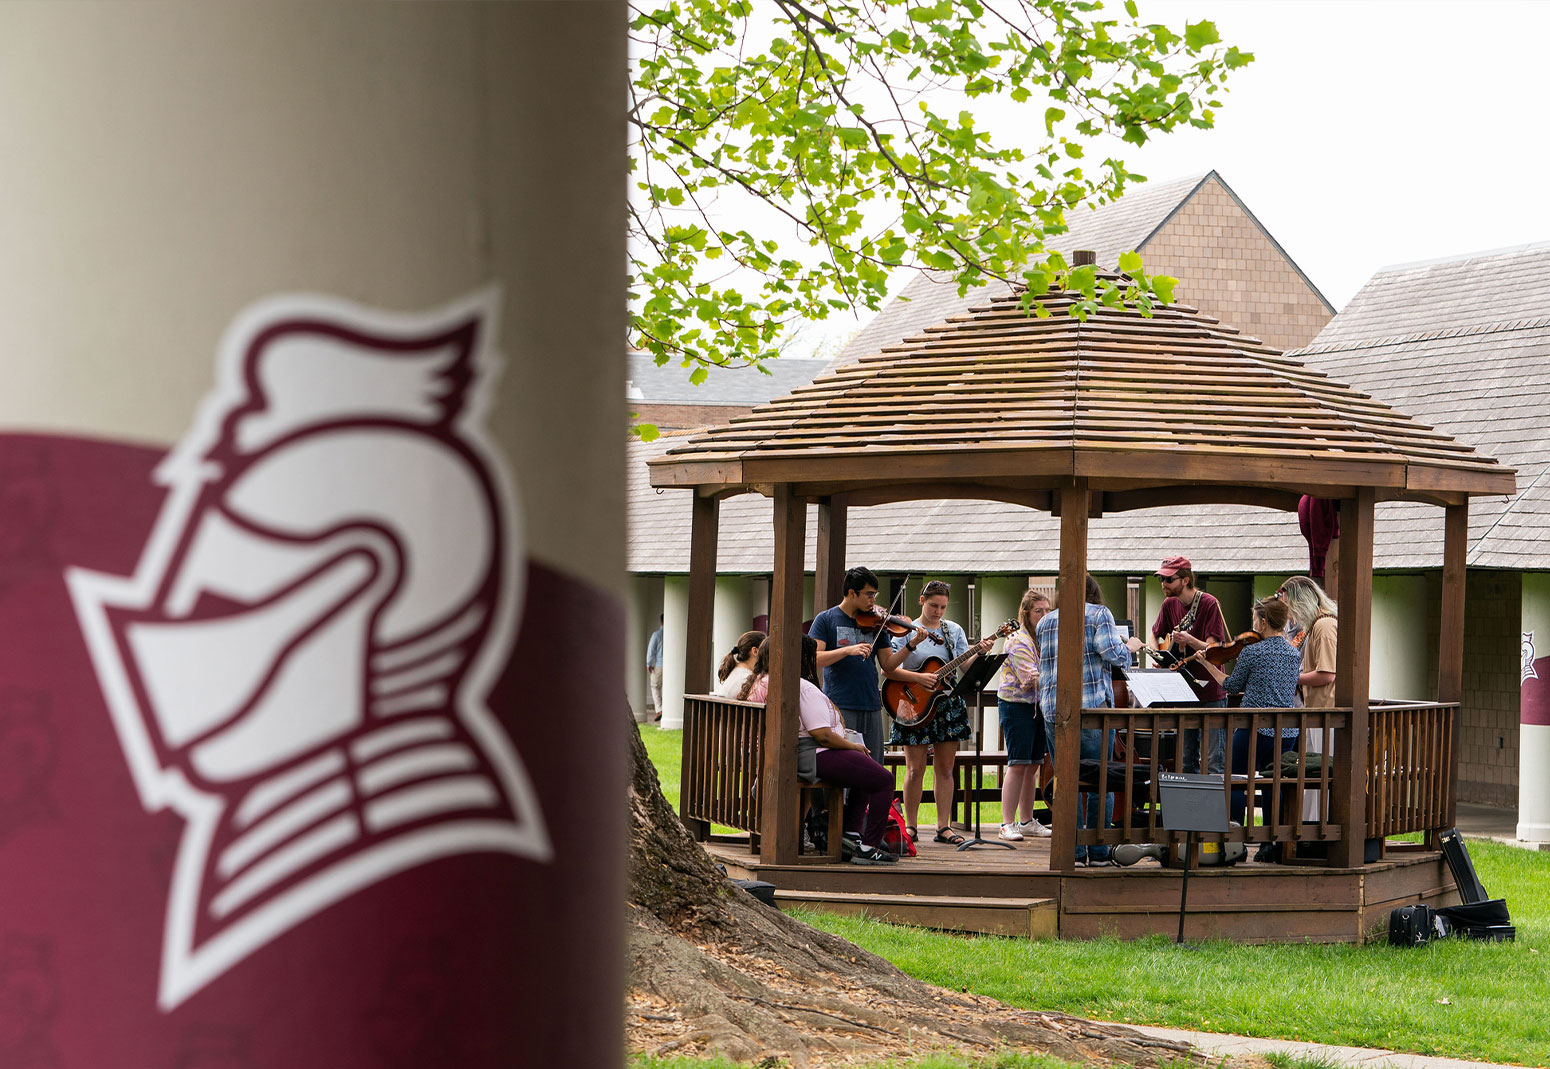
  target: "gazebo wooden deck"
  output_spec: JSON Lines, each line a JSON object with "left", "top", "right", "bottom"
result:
{"left": 648, "top": 255, "right": 1514, "bottom": 941}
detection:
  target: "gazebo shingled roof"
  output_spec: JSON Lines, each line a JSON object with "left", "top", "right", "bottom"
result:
{"left": 648, "top": 273, "right": 1513, "bottom": 502}
{"left": 652, "top": 262, "right": 1514, "bottom": 874}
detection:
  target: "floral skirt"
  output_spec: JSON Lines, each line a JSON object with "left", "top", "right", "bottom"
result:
{"left": 888, "top": 693, "right": 972, "bottom": 747}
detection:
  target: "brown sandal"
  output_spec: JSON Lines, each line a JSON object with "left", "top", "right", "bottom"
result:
{"left": 933, "top": 827, "right": 966, "bottom": 845}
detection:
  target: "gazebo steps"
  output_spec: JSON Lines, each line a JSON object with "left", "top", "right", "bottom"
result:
{"left": 705, "top": 839, "right": 1458, "bottom": 944}
{"left": 774, "top": 888, "right": 1057, "bottom": 939}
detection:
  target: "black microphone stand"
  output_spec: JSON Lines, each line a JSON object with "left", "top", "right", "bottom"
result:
{"left": 955, "top": 582, "right": 1013, "bottom": 851}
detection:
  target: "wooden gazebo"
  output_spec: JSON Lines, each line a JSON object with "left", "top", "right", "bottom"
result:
{"left": 648, "top": 256, "right": 1514, "bottom": 888}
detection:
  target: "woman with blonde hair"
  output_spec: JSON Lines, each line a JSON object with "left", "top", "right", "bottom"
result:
{"left": 996, "top": 588, "right": 1053, "bottom": 841}
{"left": 1279, "top": 575, "right": 1337, "bottom": 708}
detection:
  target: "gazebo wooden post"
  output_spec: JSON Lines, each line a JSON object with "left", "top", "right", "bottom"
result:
{"left": 1438, "top": 502, "right": 1469, "bottom": 828}
{"left": 683, "top": 493, "right": 719, "bottom": 698}
{"left": 1331, "top": 487, "right": 1375, "bottom": 867}
{"left": 760, "top": 484, "right": 806, "bottom": 864}
{"left": 1049, "top": 478, "right": 1089, "bottom": 872}
{"left": 816, "top": 496, "right": 848, "bottom": 610}
{"left": 677, "top": 493, "right": 719, "bottom": 839}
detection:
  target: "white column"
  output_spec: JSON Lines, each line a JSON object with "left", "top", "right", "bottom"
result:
{"left": 660, "top": 574, "right": 690, "bottom": 730}
{"left": 712, "top": 575, "right": 755, "bottom": 684}
{"left": 1519, "top": 573, "right": 1550, "bottom": 843}
{"left": 1370, "top": 574, "right": 1428, "bottom": 701}
{"left": 625, "top": 575, "right": 655, "bottom": 723}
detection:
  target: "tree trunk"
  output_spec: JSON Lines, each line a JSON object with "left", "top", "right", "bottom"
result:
{"left": 624, "top": 708, "right": 1203, "bottom": 1066}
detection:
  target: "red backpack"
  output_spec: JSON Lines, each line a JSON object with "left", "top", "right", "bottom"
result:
{"left": 880, "top": 799, "right": 917, "bottom": 857}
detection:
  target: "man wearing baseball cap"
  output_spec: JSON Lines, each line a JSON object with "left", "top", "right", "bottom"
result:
{"left": 1150, "top": 556, "right": 1230, "bottom": 774}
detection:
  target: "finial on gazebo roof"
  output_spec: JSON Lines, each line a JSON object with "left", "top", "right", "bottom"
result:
{"left": 1072, "top": 249, "right": 1097, "bottom": 266}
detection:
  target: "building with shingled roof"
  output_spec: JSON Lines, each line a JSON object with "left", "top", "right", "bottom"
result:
{"left": 627, "top": 353, "right": 833, "bottom": 432}
{"left": 837, "top": 170, "right": 1334, "bottom": 365}
{"left": 625, "top": 182, "right": 1549, "bottom": 841}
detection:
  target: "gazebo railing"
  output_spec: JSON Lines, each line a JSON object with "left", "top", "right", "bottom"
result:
{"left": 680, "top": 694, "right": 764, "bottom": 842}
{"left": 1368, "top": 701, "right": 1458, "bottom": 838}
{"left": 1078, "top": 702, "right": 1458, "bottom": 853}
{"left": 1077, "top": 708, "right": 1345, "bottom": 851}
{"left": 678, "top": 696, "right": 1459, "bottom": 861}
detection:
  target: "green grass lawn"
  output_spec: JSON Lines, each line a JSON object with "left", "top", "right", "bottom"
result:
{"left": 639, "top": 723, "right": 1550, "bottom": 1065}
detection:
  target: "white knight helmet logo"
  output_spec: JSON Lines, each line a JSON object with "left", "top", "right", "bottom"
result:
{"left": 68, "top": 290, "right": 550, "bottom": 1009}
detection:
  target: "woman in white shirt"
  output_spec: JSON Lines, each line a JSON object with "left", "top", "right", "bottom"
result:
{"left": 741, "top": 637, "right": 899, "bottom": 865}
{"left": 996, "top": 589, "right": 1053, "bottom": 841}
{"left": 714, "top": 630, "right": 765, "bottom": 698}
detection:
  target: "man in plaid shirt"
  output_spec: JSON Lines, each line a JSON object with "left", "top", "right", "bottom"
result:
{"left": 1035, "top": 575, "right": 1143, "bottom": 864}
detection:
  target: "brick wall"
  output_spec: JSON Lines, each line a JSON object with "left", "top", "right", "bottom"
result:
{"left": 1455, "top": 570, "right": 1521, "bottom": 806}
{"left": 1141, "top": 176, "right": 1333, "bottom": 352}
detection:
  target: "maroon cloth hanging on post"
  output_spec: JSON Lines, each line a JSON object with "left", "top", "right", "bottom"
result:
{"left": 1298, "top": 496, "right": 1340, "bottom": 579}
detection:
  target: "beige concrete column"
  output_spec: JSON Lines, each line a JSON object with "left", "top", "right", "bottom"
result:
{"left": 1519, "top": 572, "right": 1550, "bottom": 843}
{"left": 661, "top": 575, "right": 691, "bottom": 730}
{"left": 0, "top": 4, "right": 626, "bottom": 1062}
{"left": 713, "top": 575, "right": 756, "bottom": 682}
{"left": 1370, "top": 574, "right": 1428, "bottom": 701}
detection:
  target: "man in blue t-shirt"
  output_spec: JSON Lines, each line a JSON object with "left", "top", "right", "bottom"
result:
{"left": 809, "top": 567, "right": 911, "bottom": 761}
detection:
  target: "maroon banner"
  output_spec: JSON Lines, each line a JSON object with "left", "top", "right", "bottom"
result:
{"left": 0, "top": 302, "right": 621, "bottom": 1066}
{"left": 1522, "top": 643, "right": 1550, "bottom": 727}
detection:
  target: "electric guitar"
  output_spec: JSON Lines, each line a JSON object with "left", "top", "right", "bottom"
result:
{"left": 883, "top": 619, "right": 1017, "bottom": 730}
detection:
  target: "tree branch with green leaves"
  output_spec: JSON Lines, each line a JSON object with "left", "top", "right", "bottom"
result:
{"left": 629, "top": 0, "right": 1252, "bottom": 438}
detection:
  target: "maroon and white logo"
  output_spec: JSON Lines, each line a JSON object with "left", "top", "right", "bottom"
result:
{"left": 68, "top": 290, "right": 550, "bottom": 1009}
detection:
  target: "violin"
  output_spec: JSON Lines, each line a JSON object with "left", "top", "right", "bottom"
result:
{"left": 852, "top": 607, "right": 945, "bottom": 644}
{"left": 1183, "top": 629, "right": 1263, "bottom": 667}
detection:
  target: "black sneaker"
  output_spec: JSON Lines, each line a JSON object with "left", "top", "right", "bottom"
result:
{"left": 851, "top": 843, "right": 898, "bottom": 865}
{"left": 839, "top": 833, "right": 860, "bottom": 861}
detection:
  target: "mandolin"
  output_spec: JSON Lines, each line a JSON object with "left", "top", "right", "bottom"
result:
{"left": 883, "top": 619, "right": 1017, "bottom": 730}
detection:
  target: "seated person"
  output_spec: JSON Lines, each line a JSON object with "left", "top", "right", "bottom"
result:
{"left": 742, "top": 637, "right": 899, "bottom": 865}
{"left": 715, "top": 630, "right": 765, "bottom": 698}
{"left": 1194, "top": 596, "right": 1302, "bottom": 856}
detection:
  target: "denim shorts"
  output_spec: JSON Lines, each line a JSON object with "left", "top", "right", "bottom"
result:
{"left": 998, "top": 698, "right": 1049, "bottom": 765}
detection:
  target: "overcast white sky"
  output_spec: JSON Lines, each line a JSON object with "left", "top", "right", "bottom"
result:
{"left": 776, "top": 0, "right": 1550, "bottom": 357}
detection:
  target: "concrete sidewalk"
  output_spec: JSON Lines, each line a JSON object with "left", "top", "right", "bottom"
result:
{"left": 1455, "top": 803, "right": 1548, "bottom": 851}
{"left": 1119, "top": 1022, "right": 1530, "bottom": 1069}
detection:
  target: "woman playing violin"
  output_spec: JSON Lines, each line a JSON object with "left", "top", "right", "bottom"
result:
{"left": 1191, "top": 595, "right": 1302, "bottom": 841}
{"left": 883, "top": 580, "right": 993, "bottom": 846}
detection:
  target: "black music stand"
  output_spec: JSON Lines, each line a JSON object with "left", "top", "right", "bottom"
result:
{"left": 947, "top": 652, "right": 1012, "bottom": 852}
{"left": 1157, "top": 772, "right": 1229, "bottom": 943}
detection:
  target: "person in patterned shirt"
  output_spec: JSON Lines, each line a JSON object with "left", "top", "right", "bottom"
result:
{"left": 1035, "top": 575, "right": 1144, "bottom": 864}
{"left": 1195, "top": 595, "right": 1302, "bottom": 845}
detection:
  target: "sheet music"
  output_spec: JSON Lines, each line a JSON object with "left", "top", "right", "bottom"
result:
{"left": 1122, "top": 668, "right": 1201, "bottom": 706}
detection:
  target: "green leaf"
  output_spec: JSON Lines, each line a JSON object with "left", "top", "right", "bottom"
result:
{"left": 1185, "top": 20, "right": 1221, "bottom": 50}
{"left": 1117, "top": 250, "right": 1143, "bottom": 274}
{"left": 1152, "top": 275, "right": 1177, "bottom": 303}
{"left": 635, "top": 421, "right": 661, "bottom": 443}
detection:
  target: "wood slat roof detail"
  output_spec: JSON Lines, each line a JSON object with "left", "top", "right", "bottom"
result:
{"left": 832, "top": 173, "right": 1214, "bottom": 370}
{"left": 649, "top": 276, "right": 1512, "bottom": 499}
